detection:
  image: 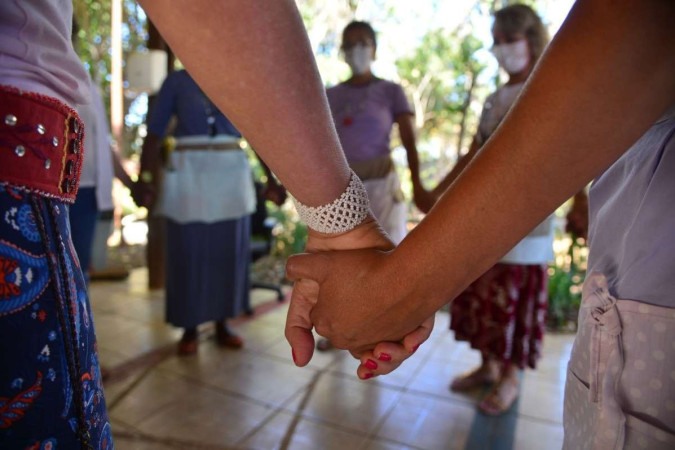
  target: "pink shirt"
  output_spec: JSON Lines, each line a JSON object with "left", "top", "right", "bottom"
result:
{"left": 0, "top": 0, "right": 90, "bottom": 107}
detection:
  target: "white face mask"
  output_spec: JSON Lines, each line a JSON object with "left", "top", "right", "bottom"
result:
{"left": 344, "top": 44, "right": 373, "bottom": 75}
{"left": 491, "top": 40, "right": 530, "bottom": 74}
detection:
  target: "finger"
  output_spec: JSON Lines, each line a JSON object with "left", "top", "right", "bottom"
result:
{"left": 285, "top": 253, "right": 331, "bottom": 283}
{"left": 285, "top": 278, "right": 320, "bottom": 367}
{"left": 401, "top": 315, "right": 435, "bottom": 354}
{"left": 357, "top": 342, "right": 407, "bottom": 377}
{"left": 356, "top": 351, "right": 379, "bottom": 380}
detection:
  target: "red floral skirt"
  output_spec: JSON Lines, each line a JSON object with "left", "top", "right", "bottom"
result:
{"left": 449, "top": 263, "right": 548, "bottom": 369}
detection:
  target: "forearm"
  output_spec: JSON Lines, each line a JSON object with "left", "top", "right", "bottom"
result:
{"left": 138, "top": 0, "right": 350, "bottom": 206}
{"left": 432, "top": 137, "right": 479, "bottom": 196}
{"left": 111, "top": 148, "right": 133, "bottom": 189}
{"left": 398, "top": 115, "right": 422, "bottom": 184}
{"left": 392, "top": 0, "right": 675, "bottom": 318}
{"left": 138, "top": 133, "right": 163, "bottom": 177}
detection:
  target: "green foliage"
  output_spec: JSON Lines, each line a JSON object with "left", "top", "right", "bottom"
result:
{"left": 547, "top": 237, "right": 586, "bottom": 331}
{"left": 72, "top": 0, "right": 148, "bottom": 158}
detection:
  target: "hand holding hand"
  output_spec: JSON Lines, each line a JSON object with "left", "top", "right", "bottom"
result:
{"left": 286, "top": 239, "right": 435, "bottom": 361}
{"left": 131, "top": 180, "right": 157, "bottom": 210}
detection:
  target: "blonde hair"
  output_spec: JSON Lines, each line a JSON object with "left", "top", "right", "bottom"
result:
{"left": 493, "top": 4, "right": 549, "bottom": 62}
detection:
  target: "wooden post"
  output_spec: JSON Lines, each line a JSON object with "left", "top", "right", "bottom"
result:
{"left": 145, "top": 21, "right": 174, "bottom": 290}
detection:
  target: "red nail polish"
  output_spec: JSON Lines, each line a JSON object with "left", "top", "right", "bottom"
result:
{"left": 377, "top": 353, "right": 392, "bottom": 362}
{"left": 365, "top": 359, "right": 378, "bottom": 370}
{"left": 362, "top": 372, "right": 374, "bottom": 380}
{"left": 292, "top": 349, "right": 297, "bottom": 364}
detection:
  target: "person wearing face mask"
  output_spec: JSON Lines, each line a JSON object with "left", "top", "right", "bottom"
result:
{"left": 317, "top": 21, "right": 431, "bottom": 352}
{"left": 427, "top": 4, "right": 554, "bottom": 416}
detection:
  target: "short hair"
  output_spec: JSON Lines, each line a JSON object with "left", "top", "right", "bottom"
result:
{"left": 342, "top": 21, "right": 377, "bottom": 49}
{"left": 493, "top": 4, "right": 549, "bottom": 62}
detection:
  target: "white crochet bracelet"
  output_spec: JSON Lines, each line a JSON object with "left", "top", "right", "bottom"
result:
{"left": 292, "top": 171, "right": 370, "bottom": 234}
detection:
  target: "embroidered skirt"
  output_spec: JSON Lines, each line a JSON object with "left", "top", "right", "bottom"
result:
{"left": 0, "top": 85, "right": 112, "bottom": 449}
{"left": 449, "top": 263, "right": 548, "bottom": 369}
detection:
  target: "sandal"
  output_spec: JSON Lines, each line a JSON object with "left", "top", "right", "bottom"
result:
{"left": 450, "top": 366, "right": 498, "bottom": 392}
{"left": 177, "top": 331, "right": 199, "bottom": 356}
{"left": 478, "top": 377, "right": 520, "bottom": 416}
{"left": 215, "top": 323, "right": 244, "bottom": 349}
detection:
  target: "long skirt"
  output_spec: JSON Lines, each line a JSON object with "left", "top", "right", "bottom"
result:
{"left": 563, "top": 273, "right": 675, "bottom": 449}
{"left": 0, "top": 85, "right": 112, "bottom": 449}
{"left": 449, "top": 263, "right": 548, "bottom": 369}
{"left": 165, "top": 217, "right": 250, "bottom": 329}
{"left": 0, "top": 189, "right": 112, "bottom": 449}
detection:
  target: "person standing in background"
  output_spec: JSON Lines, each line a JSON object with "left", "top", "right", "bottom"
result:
{"left": 429, "top": 4, "right": 554, "bottom": 416}
{"left": 134, "top": 69, "right": 286, "bottom": 355}
{"left": 316, "top": 21, "right": 434, "bottom": 352}
{"left": 327, "top": 21, "right": 433, "bottom": 245}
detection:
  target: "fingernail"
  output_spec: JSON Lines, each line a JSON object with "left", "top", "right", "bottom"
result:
{"left": 377, "top": 353, "right": 392, "bottom": 362}
{"left": 365, "top": 359, "right": 378, "bottom": 370}
{"left": 292, "top": 349, "right": 297, "bottom": 364}
{"left": 362, "top": 372, "right": 374, "bottom": 380}
{"left": 412, "top": 344, "right": 420, "bottom": 353}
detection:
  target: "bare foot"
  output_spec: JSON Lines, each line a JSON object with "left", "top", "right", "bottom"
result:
{"left": 450, "top": 364, "right": 499, "bottom": 392}
{"left": 478, "top": 374, "right": 520, "bottom": 415}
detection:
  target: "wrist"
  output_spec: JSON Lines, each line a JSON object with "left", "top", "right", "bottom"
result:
{"left": 293, "top": 170, "right": 370, "bottom": 234}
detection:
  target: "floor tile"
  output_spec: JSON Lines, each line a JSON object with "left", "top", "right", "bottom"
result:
{"left": 513, "top": 416, "right": 564, "bottom": 450}
{"left": 159, "top": 349, "right": 318, "bottom": 408}
{"left": 284, "top": 371, "right": 402, "bottom": 434}
{"left": 133, "top": 387, "right": 276, "bottom": 447}
{"left": 237, "top": 410, "right": 367, "bottom": 450}
{"left": 374, "top": 392, "right": 475, "bottom": 450}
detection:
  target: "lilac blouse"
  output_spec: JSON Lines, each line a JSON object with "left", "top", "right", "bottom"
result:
{"left": 587, "top": 105, "right": 675, "bottom": 307}
{"left": 0, "top": 0, "right": 90, "bottom": 107}
{"left": 327, "top": 79, "right": 412, "bottom": 163}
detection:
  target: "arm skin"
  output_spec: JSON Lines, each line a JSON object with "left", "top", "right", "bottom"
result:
{"left": 138, "top": 0, "right": 350, "bottom": 206}
{"left": 136, "top": 0, "right": 434, "bottom": 372}
{"left": 431, "top": 136, "right": 480, "bottom": 199}
{"left": 286, "top": 0, "right": 675, "bottom": 353}
{"left": 397, "top": 113, "right": 435, "bottom": 213}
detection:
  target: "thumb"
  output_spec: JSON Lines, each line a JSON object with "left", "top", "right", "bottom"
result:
{"left": 285, "top": 278, "right": 319, "bottom": 366}
{"left": 285, "top": 252, "right": 331, "bottom": 283}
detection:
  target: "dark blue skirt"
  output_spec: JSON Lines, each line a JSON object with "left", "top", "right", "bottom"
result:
{"left": 165, "top": 217, "right": 250, "bottom": 329}
{"left": 0, "top": 187, "right": 112, "bottom": 449}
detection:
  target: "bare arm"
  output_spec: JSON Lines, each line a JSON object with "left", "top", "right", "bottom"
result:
{"left": 138, "top": 0, "right": 434, "bottom": 368}
{"left": 431, "top": 135, "right": 480, "bottom": 198}
{"left": 288, "top": 0, "right": 675, "bottom": 350}
{"left": 138, "top": 0, "right": 350, "bottom": 206}
{"left": 397, "top": 113, "right": 434, "bottom": 212}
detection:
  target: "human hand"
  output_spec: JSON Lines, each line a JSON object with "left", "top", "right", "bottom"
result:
{"left": 285, "top": 215, "right": 435, "bottom": 373}
{"left": 131, "top": 180, "right": 157, "bottom": 210}
{"left": 263, "top": 180, "right": 287, "bottom": 206}
{"left": 285, "top": 215, "right": 392, "bottom": 366}
{"left": 286, "top": 242, "right": 435, "bottom": 362}
{"left": 355, "top": 315, "right": 434, "bottom": 380}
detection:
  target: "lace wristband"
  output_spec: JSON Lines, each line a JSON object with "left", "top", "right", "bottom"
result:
{"left": 292, "top": 170, "right": 370, "bottom": 234}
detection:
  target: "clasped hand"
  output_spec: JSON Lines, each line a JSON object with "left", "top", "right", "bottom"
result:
{"left": 284, "top": 216, "right": 434, "bottom": 379}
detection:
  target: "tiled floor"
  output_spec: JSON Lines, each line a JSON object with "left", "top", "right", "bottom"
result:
{"left": 92, "top": 268, "right": 574, "bottom": 450}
